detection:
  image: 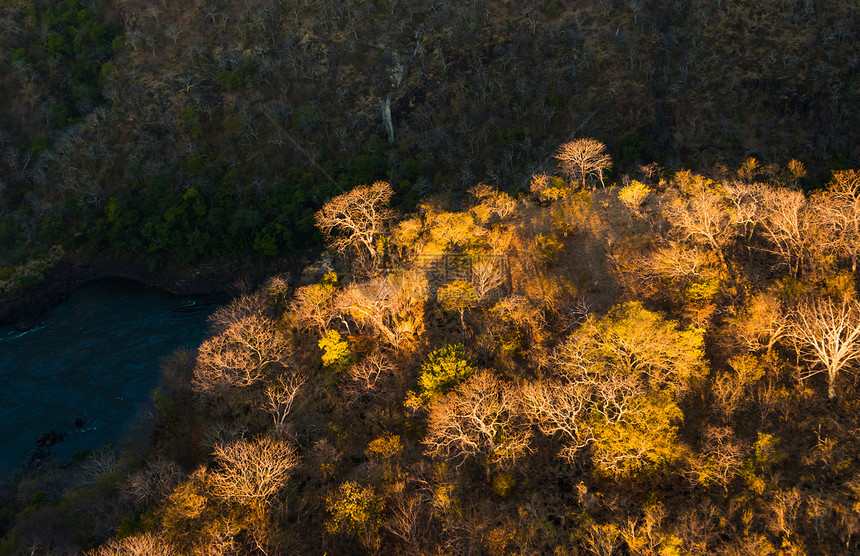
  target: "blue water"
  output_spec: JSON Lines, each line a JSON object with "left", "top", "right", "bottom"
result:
{"left": 0, "top": 279, "right": 223, "bottom": 472}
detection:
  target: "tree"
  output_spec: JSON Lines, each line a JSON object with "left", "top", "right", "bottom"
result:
{"left": 471, "top": 254, "right": 507, "bottom": 300}
{"left": 263, "top": 373, "right": 306, "bottom": 434}
{"left": 618, "top": 180, "right": 651, "bottom": 216}
{"left": 814, "top": 170, "right": 860, "bottom": 273}
{"left": 559, "top": 302, "right": 706, "bottom": 391}
{"left": 788, "top": 295, "right": 860, "bottom": 399}
{"left": 423, "top": 370, "right": 531, "bottom": 470}
{"left": 540, "top": 302, "right": 705, "bottom": 476}
{"left": 325, "top": 481, "right": 385, "bottom": 551}
{"left": 665, "top": 173, "right": 737, "bottom": 264}
{"left": 318, "top": 329, "right": 355, "bottom": 373}
{"left": 207, "top": 292, "right": 268, "bottom": 334}
{"left": 122, "top": 458, "right": 183, "bottom": 507}
{"left": 415, "top": 343, "right": 476, "bottom": 401}
{"left": 687, "top": 426, "right": 747, "bottom": 492}
{"left": 342, "top": 352, "right": 396, "bottom": 406}
{"left": 193, "top": 314, "right": 290, "bottom": 392}
{"left": 87, "top": 533, "right": 176, "bottom": 556}
{"left": 521, "top": 379, "right": 592, "bottom": 463}
{"left": 336, "top": 272, "right": 428, "bottom": 348}
{"left": 554, "top": 138, "right": 612, "bottom": 189}
{"left": 208, "top": 437, "right": 300, "bottom": 505}
{"left": 755, "top": 184, "right": 813, "bottom": 277}
{"left": 291, "top": 273, "right": 338, "bottom": 333}
{"left": 315, "top": 181, "right": 394, "bottom": 275}
{"left": 723, "top": 292, "right": 788, "bottom": 353}
{"left": 437, "top": 279, "right": 479, "bottom": 336}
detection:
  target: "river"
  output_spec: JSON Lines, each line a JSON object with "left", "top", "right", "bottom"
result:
{"left": 0, "top": 279, "right": 223, "bottom": 473}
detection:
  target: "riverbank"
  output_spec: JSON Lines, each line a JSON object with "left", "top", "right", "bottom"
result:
{"left": 0, "top": 250, "right": 304, "bottom": 329}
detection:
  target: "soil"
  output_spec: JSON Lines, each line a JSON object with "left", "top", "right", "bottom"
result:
{"left": 0, "top": 250, "right": 308, "bottom": 329}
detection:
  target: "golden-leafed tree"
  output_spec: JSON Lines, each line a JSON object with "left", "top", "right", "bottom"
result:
{"left": 554, "top": 138, "right": 612, "bottom": 189}
{"left": 290, "top": 273, "right": 338, "bottom": 334}
{"left": 541, "top": 302, "right": 705, "bottom": 477}
{"left": 336, "top": 272, "right": 427, "bottom": 349}
{"left": 315, "top": 181, "right": 394, "bottom": 275}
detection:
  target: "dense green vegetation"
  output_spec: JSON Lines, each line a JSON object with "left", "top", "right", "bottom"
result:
{"left": 1, "top": 0, "right": 858, "bottom": 291}
{"left": 4, "top": 156, "right": 860, "bottom": 554}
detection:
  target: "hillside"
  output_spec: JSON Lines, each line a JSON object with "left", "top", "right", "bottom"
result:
{"left": 3, "top": 160, "right": 860, "bottom": 553}
{"left": 1, "top": 0, "right": 859, "bottom": 292}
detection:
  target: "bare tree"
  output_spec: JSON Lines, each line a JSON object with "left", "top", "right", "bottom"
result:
{"left": 342, "top": 352, "right": 396, "bottom": 405}
{"left": 471, "top": 255, "right": 506, "bottom": 299}
{"left": 756, "top": 184, "right": 813, "bottom": 276}
{"left": 193, "top": 314, "right": 290, "bottom": 392}
{"left": 687, "top": 426, "right": 747, "bottom": 492}
{"left": 814, "top": 170, "right": 860, "bottom": 273}
{"left": 554, "top": 138, "right": 612, "bottom": 189}
{"left": 209, "top": 437, "right": 300, "bottom": 505}
{"left": 423, "top": 370, "right": 531, "bottom": 470}
{"left": 788, "top": 295, "right": 860, "bottom": 399}
{"left": 666, "top": 175, "right": 737, "bottom": 264}
{"left": 648, "top": 242, "right": 706, "bottom": 281}
{"left": 122, "top": 458, "right": 183, "bottom": 507}
{"left": 315, "top": 181, "right": 395, "bottom": 275}
{"left": 521, "top": 379, "right": 593, "bottom": 462}
{"left": 86, "top": 533, "right": 176, "bottom": 556}
{"left": 385, "top": 482, "right": 432, "bottom": 552}
{"left": 263, "top": 373, "right": 306, "bottom": 433}
{"left": 208, "top": 292, "right": 268, "bottom": 334}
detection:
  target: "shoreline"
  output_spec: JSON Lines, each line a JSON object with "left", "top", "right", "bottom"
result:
{"left": 0, "top": 250, "right": 305, "bottom": 329}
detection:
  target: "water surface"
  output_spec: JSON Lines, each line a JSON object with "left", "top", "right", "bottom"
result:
{"left": 0, "top": 279, "right": 222, "bottom": 472}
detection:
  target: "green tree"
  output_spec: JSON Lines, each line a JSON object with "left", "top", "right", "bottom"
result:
{"left": 416, "top": 344, "right": 475, "bottom": 401}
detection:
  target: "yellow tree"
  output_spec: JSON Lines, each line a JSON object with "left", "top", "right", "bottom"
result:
{"left": 315, "top": 181, "right": 394, "bottom": 275}
{"left": 554, "top": 138, "right": 612, "bottom": 189}
{"left": 437, "top": 279, "right": 479, "bottom": 336}
{"left": 540, "top": 302, "right": 705, "bottom": 477}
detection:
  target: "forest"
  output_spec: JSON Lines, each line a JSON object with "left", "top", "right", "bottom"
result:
{"left": 0, "top": 0, "right": 858, "bottom": 295}
{"left": 2, "top": 143, "right": 860, "bottom": 554}
{"left": 2, "top": 0, "right": 860, "bottom": 554}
